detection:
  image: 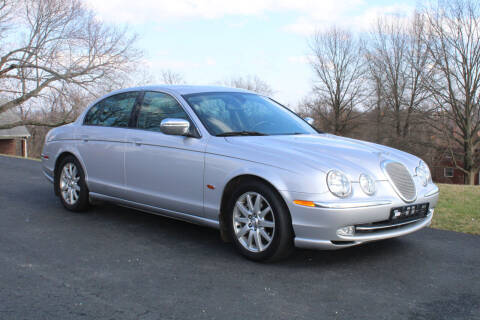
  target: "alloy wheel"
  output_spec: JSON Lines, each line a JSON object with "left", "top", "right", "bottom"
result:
{"left": 59, "top": 162, "right": 81, "bottom": 205}
{"left": 233, "top": 192, "right": 276, "bottom": 252}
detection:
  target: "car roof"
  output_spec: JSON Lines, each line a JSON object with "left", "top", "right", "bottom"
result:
{"left": 75, "top": 85, "right": 261, "bottom": 125}
{"left": 111, "top": 85, "right": 255, "bottom": 96}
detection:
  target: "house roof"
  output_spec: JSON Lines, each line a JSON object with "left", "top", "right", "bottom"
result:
{"left": 0, "top": 109, "right": 31, "bottom": 139}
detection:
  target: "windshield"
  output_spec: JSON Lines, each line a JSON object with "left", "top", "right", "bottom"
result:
{"left": 183, "top": 92, "right": 317, "bottom": 136}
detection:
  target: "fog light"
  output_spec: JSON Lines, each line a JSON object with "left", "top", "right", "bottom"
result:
{"left": 337, "top": 226, "right": 355, "bottom": 236}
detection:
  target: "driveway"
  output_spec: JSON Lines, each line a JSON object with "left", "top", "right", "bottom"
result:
{"left": 0, "top": 155, "right": 479, "bottom": 320}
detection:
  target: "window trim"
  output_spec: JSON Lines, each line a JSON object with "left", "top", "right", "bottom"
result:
{"left": 128, "top": 91, "right": 144, "bottom": 128}
{"left": 444, "top": 167, "right": 454, "bottom": 178}
{"left": 268, "top": 97, "right": 322, "bottom": 134}
{"left": 131, "top": 90, "right": 202, "bottom": 138}
{"left": 83, "top": 91, "right": 140, "bottom": 128}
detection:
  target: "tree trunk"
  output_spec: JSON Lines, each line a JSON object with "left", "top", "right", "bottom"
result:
{"left": 395, "top": 108, "right": 401, "bottom": 137}
{"left": 463, "top": 138, "right": 476, "bottom": 185}
{"left": 334, "top": 103, "right": 340, "bottom": 135}
{"left": 466, "top": 170, "right": 476, "bottom": 185}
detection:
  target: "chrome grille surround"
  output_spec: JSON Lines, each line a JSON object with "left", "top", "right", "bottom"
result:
{"left": 382, "top": 160, "right": 417, "bottom": 203}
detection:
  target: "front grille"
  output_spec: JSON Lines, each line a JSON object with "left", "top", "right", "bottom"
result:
{"left": 383, "top": 161, "right": 416, "bottom": 202}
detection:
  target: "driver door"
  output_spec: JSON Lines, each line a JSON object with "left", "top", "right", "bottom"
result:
{"left": 124, "top": 91, "right": 207, "bottom": 217}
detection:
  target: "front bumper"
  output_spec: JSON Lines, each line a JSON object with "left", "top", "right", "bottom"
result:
{"left": 295, "top": 209, "right": 433, "bottom": 250}
{"left": 281, "top": 183, "right": 439, "bottom": 250}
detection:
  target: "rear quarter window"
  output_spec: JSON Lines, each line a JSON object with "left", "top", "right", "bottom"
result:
{"left": 84, "top": 92, "right": 138, "bottom": 127}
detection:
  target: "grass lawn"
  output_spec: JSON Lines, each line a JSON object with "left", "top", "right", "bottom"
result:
{"left": 431, "top": 184, "right": 480, "bottom": 235}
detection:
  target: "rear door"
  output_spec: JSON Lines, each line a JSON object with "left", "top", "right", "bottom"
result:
{"left": 76, "top": 91, "right": 139, "bottom": 198}
{"left": 124, "top": 91, "right": 206, "bottom": 216}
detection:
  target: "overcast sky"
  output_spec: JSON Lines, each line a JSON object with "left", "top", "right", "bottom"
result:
{"left": 86, "top": 0, "right": 416, "bottom": 107}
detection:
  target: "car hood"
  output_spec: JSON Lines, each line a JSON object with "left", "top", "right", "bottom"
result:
{"left": 221, "top": 134, "right": 420, "bottom": 181}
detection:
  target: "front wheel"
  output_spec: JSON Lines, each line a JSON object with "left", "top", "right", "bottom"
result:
{"left": 226, "top": 180, "right": 294, "bottom": 261}
{"left": 55, "top": 156, "right": 89, "bottom": 212}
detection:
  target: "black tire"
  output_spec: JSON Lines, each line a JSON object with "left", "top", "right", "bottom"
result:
{"left": 225, "top": 180, "right": 294, "bottom": 262}
{"left": 55, "top": 155, "right": 89, "bottom": 212}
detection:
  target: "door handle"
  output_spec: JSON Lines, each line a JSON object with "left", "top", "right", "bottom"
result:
{"left": 131, "top": 138, "right": 142, "bottom": 146}
{"left": 80, "top": 135, "right": 89, "bottom": 142}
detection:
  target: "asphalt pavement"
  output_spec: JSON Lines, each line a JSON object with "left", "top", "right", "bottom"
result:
{"left": 0, "top": 155, "right": 479, "bottom": 320}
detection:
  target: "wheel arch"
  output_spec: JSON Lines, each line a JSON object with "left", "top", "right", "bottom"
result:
{"left": 218, "top": 174, "right": 294, "bottom": 242}
{"left": 53, "top": 151, "right": 87, "bottom": 196}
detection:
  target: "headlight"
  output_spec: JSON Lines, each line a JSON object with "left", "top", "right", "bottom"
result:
{"left": 359, "top": 173, "right": 376, "bottom": 195}
{"left": 327, "top": 170, "right": 352, "bottom": 198}
{"left": 415, "top": 160, "right": 431, "bottom": 186}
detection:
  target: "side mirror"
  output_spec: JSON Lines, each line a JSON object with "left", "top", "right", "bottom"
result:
{"left": 304, "top": 117, "right": 314, "bottom": 125}
{"left": 160, "top": 118, "right": 190, "bottom": 136}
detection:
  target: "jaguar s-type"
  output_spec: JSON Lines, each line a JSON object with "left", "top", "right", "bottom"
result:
{"left": 41, "top": 86, "right": 439, "bottom": 261}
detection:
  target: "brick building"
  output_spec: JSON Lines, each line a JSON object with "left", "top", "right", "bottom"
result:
{"left": 431, "top": 155, "right": 480, "bottom": 185}
{"left": 0, "top": 109, "right": 30, "bottom": 157}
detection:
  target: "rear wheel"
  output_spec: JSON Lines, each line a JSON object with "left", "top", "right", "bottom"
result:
{"left": 55, "top": 156, "right": 89, "bottom": 212}
{"left": 226, "top": 180, "right": 293, "bottom": 261}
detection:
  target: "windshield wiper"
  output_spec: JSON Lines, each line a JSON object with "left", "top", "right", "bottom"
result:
{"left": 216, "top": 131, "right": 268, "bottom": 137}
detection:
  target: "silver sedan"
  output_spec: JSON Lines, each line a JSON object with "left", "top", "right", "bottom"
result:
{"left": 41, "top": 85, "right": 439, "bottom": 261}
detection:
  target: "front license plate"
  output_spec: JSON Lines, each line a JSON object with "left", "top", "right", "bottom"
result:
{"left": 390, "top": 203, "right": 429, "bottom": 221}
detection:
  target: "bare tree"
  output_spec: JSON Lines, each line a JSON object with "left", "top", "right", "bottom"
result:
{"left": 222, "top": 75, "right": 274, "bottom": 96}
{"left": 422, "top": 0, "right": 480, "bottom": 184}
{"left": 160, "top": 69, "right": 186, "bottom": 85}
{"left": 0, "top": 0, "right": 140, "bottom": 129}
{"left": 25, "top": 86, "right": 91, "bottom": 157}
{"left": 308, "top": 27, "right": 366, "bottom": 135}
{"left": 371, "top": 65, "right": 386, "bottom": 143}
{"left": 0, "top": 0, "right": 15, "bottom": 39}
{"left": 367, "top": 14, "right": 431, "bottom": 141}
